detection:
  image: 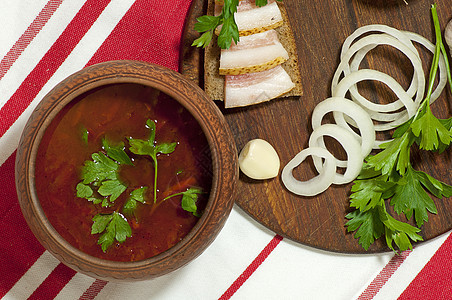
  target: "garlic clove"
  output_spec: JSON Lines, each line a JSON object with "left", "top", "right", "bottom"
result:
{"left": 446, "top": 19, "right": 452, "bottom": 52}
{"left": 238, "top": 139, "right": 280, "bottom": 180}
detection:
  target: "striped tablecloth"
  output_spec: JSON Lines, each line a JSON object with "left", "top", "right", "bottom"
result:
{"left": 1, "top": 1, "right": 451, "bottom": 299}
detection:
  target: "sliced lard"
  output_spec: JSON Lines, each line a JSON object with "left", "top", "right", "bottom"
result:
{"left": 215, "top": 1, "right": 283, "bottom": 36}
{"left": 219, "top": 29, "right": 289, "bottom": 75}
{"left": 224, "top": 65, "right": 295, "bottom": 108}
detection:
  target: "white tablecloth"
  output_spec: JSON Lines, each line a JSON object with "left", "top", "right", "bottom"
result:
{"left": 1, "top": 1, "right": 451, "bottom": 299}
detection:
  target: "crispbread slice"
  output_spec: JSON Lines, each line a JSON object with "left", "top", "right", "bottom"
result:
{"left": 204, "top": 1, "right": 302, "bottom": 101}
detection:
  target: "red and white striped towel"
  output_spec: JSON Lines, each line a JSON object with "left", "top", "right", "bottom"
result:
{"left": 0, "top": 1, "right": 451, "bottom": 299}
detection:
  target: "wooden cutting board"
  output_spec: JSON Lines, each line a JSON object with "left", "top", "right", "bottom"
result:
{"left": 180, "top": 0, "right": 452, "bottom": 253}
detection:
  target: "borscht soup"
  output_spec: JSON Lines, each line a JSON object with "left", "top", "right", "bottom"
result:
{"left": 34, "top": 83, "right": 212, "bottom": 262}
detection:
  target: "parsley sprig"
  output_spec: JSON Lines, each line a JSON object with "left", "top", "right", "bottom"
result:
{"left": 192, "top": 0, "right": 281, "bottom": 49}
{"left": 76, "top": 151, "right": 127, "bottom": 208}
{"left": 75, "top": 120, "right": 203, "bottom": 253}
{"left": 345, "top": 5, "right": 452, "bottom": 252}
{"left": 92, "top": 212, "right": 132, "bottom": 253}
{"left": 123, "top": 187, "right": 148, "bottom": 216}
{"left": 163, "top": 187, "right": 204, "bottom": 217}
{"left": 128, "top": 119, "right": 177, "bottom": 204}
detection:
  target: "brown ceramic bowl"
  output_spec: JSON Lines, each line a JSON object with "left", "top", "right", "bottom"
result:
{"left": 15, "top": 60, "right": 238, "bottom": 281}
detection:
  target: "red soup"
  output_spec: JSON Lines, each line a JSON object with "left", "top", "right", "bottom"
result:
{"left": 35, "top": 83, "right": 212, "bottom": 262}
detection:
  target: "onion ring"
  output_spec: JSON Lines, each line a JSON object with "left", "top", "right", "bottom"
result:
{"left": 311, "top": 97, "right": 375, "bottom": 167}
{"left": 281, "top": 147, "right": 336, "bottom": 197}
{"left": 333, "top": 69, "right": 417, "bottom": 137}
{"left": 348, "top": 43, "right": 419, "bottom": 102}
{"left": 308, "top": 124, "right": 363, "bottom": 184}
{"left": 402, "top": 31, "right": 447, "bottom": 104}
{"left": 340, "top": 24, "right": 417, "bottom": 59}
{"left": 332, "top": 34, "right": 425, "bottom": 111}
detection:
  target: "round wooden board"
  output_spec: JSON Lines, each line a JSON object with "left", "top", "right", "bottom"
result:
{"left": 180, "top": 0, "right": 452, "bottom": 253}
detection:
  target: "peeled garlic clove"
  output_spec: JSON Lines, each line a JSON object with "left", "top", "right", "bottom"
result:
{"left": 239, "top": 139, "right": 280, "bottom": 179}
{"left": 446, "top": 19, "right": 452, "bottom": 52}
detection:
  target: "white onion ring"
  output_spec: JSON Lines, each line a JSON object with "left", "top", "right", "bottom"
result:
{"left": 342, "top": 31, "right": 446, "bottom": 120}
{"left": 332, "top": 34, "right": 425, "bottom": 111}
{"left": 340, "top": 24, "right": 417, "bottom": 59}
{"left": 348, "top": 43, "right": 419, "bottom": 102}
{"left": 333, "top": 69, "right": 417, "bottom": 137}
{"left": 281, "top": 147, "right": 336, "bottom": 197}
{"left": 339, "top": 25, "right": 421, "bottom": 102}
{"left": 402, "top": 31, "right": 447, "bottom": 104}
{"left": 311, "top": 97, "right": 375, "bottom": 167}
{"left": 308, "top": 124, "right": 363, "bottom": 184}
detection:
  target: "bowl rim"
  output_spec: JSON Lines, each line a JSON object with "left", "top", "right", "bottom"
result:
{"left": 15, "top": 60, "right": 238, "bottom": 280}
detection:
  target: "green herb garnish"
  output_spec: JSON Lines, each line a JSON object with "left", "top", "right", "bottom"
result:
{"left": 345, "top": 4, "right": 452, "bottom": 252}
{"left": 91, "top": 212, "right": 132, "bottom": 253}
{"left": 164, "top": 187, "right": 203, "bottom": 217}
{"left": 123, "top": 187, "right": 148, "bottom": 216}
{"left": 128, "top": 119, "right": 177, "bottom": 203}
{"left": 77, "top": 152, "right": 127, "bottom": 207}
{"left": 192, "top": 0, "right": 281, "bottom": 49}
{"left": 76, "top": 120, "right": 203, "bottom": 253}
{"left": 102, "top": 138, "right": 134, "bottom": 166}
{"left": 81, "top": 126, "right": 89, "bottom": 144}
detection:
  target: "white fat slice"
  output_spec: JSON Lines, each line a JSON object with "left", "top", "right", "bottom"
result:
{"left": 224, "top": 65, "right": 295, "bottom": 108}
{"left": 219, "top": 29, "right": 289, "bottom": 75}
{"left": 215, "top": 1, "right": 283, "bottom": 36}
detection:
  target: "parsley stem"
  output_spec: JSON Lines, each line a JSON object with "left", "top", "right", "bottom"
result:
{"left": 427, "top": 4, "right": 441, "bottom": 99}
{"left": 162, "top": 192, "right": 183, "bottom": 202}
{"left": 153, "top": 157, "right": 158, "bottom": 203}
{"left": 412, "top": 4, "right": 444, "bottom": 121}
{"left": 430, "top": 4, "right": 452, "bottom": 94}
{"left": 440, "top": 42, "right": 452, "bottom": 94}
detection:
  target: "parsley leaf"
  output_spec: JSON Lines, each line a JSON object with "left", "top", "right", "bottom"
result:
{"left": 98, "top": 179, "right": 127, "bottom": 203}
{"left": 411, "top": 103, "right": 452, "bottom": 151}
{"left": 76, "top": 182, "right": 93, "bottom": 199}
{"left": 81, "top": 152, "right": 118, "bottom": 184}
{"left": 128, "top": 119, "right": 177, "bottom": 203}
{"left": 346, "top": 202, "right": 423, "bottom": 251}
{"left": 163, "top": 187, "right": 203, "bottom": 216}
{"left": 81, "top": 126, "right": 89, "bottom": 144}
{"left": 92, "top": 212, "right": 132, "bottom": 253}
{"left": 128, "top": 119, "right": 177, "bottom": 160}
{"left": 194, "top": 15, "right": 221, "bottom": 33}
{"left": 192, "top": 31, "right": 214, "bottom": 48}
{"left": 439, "top": 117, "right": 452, "bottom": 131}
{"left": 76, "top": 183, "right": 103, "bottom": 205}
{"left": 380, "top": 207, "right": 423, "bottom": 251}
{"left": 349, "top": 172, "right": 395, "bottom": 212}
{"left": 389, "top": 165, "right": 452, "bottom": 227}
{"left": 366, "top": 132, "right": 414, "bottom": 176}
{"left": 181, "top": 187, "right": 202, "bottom": 215}
{"left": 78, "top": 152, "right": 127, "bottom": 207}
{"left": 255, "top": 0, "right": 271, "bottom": 6}
{"left": 91, "top": 213, "right": 113, "bottom": 235}
{"left": 390, "top": 165, "right": 437, "bottom": 227}
{"left": 102, "top": 138, "right": 134, "bottom": 166}
{"left": 217, "top": 10, "right": 239, "bottom": 49}
{"left": 123, "top": 187, "right": 148, "bottom": 215}
{"left": 345, "top": 205, "right": 385, "bottom": 250}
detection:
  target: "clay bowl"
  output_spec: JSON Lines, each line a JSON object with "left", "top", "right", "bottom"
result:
{"left": 15, "top": 60, "right": 238, "bottom": 281}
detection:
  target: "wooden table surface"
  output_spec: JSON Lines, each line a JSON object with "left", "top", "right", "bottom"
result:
{"left": 180, "top": 0, "right": 452, "bottom": 253}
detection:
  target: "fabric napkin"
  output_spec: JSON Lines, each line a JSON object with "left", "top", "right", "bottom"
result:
{"left": 0, "top": 0, "right": 451, "bottom": 299}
